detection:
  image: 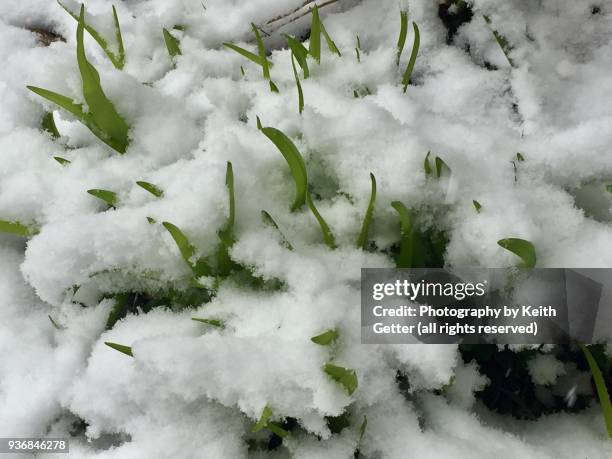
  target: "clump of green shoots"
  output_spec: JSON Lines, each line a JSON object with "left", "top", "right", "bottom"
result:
{"left": 397, "top": 14, "right": 420, "bottom": 93}
{"left": 28, "top": 6, "right": 130, "bottom": 153}
{"left": 424, "top": 151, "right": 451, "bottom": 178}
{"left": 59, "top": 1, "right": 125, "bottom": 69}
{"left": 260, "top": 125, "right": 336, "bottom": 248}
{"left": 224, "top": 24, "right": 278, "bottom": 92}
{"left": 497, "top": 237, "right": 536, "bottom": 268}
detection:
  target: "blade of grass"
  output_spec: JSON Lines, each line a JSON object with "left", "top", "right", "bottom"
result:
{"left": 217, "top": 162, "right": 236, "bottom": 276}
{"left": 27, "top": 86, "right": 86, "bottom": 119}
{"left": 42, "top": 112, "right": 60, "bottom": 138}
{"left": 87, "top": 188, "right": 118, "bottom": 208}
{"left": 54, "top": 156, "right": 71, "bottom": 165}
{"left": 435, "top": 156, "right": 451, "bottom": 178}
{"left": 112, "top": 5, "right": 125, "bottom": 68}
{"left": 311, "top": 329, "right": 338, "bottom": 345}
{"left": 397, "top": 10, "right": 408, "bottom": 66}
{"left": 423, "top": 151, "right": 432, "bottom": 176}
{"left": 356, "top": 173, "right": 376, "bottom": 248}
{"left": 473, "top": 200, "right": 482, "bottom": 213}
{"left": 0, "top": 220, "right": 39, "bottom": 237}
{"left": 252, "top": 23, "right": 270, "bottom": 80}
{"left": 291, "top": 54, "right": 304, "bottom": 114}
{"left": 401, "top": 22, "right": 420, "bottom": 93}
{"left": 104, "top": 341, "right": 133, "bottom": 357}
{"left": 324, "top": 363, "right": 358, "bottom": 395}
{"left": 577, "top": 343, "right": 612, "bottom": 438}
{"left": 391, "top": 201, "right": 418, "bottom": 268}
{"left": 136, "top": 181, "right": 163, "bottom": 197}
{"left": 223, "top": 43, "right": 267, "bottom": 66}
{"left": 163, "top": 28, "right": 181, "bottom": 57}
{"left": 268, "top": 422, "right": 289, "bottom": 438}
{"left": 497, "top": 238, "right": 536, "bottom": 268}
{"left": 163, "top": 221, "right": 213, "bottom": 277}
{"left": 105, "top": 293, "right": 129, "bottom": 329}
{"left": 307, "top": 192, "right": 336, "bottom": 249}
{"left": 309, "top": 6, "right": 322, "bottom": 63}
{"left": 49, "top": 315, "right": 62, "bottom": 330}
{"left": 192, "top": 317, "right": 224, "bottom": 328}
{"left": 285, "top": 34, "right": 310, "bottom": 78}
{"left": 261, "top": 210, "right": 293, "bottom": 250}
{"left": 320, "top": 19, "right": 341, "bottom": 57}
{"left": 483, "top": 15, "right": 513, "bottom": 67}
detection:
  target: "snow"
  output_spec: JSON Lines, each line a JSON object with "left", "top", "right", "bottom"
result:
{"left": 0, "top": 0, "right": 611, "bottom": 457}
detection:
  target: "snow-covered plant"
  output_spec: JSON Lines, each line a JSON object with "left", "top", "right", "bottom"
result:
{"left": 28, "top": 6, "right": 130, "bottom": 153}
{"left": 483, "top": 14, "right": 514, "bottom": 67}
{"left": 163, "top": 28, "right": 181, "bottom": 59}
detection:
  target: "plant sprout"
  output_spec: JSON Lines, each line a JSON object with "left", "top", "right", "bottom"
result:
{"left": 497, "top": 238, "right": 536, "bottom": 268}
{"left": 356, "top": 173, "right": 376, "bottom": 249}
{"left": 324, "top": 363, "right": 358, "bottom": 395}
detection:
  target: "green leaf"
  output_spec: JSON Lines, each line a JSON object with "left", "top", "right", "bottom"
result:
{"left": 87, "top": 188, "right": 118, "bottom": 208}
{"left": 261, "top": 210, "right": 293, "bottom": 250}
{"left": 256, "top": 116, "right": 263, "bottom": 130}
{"left": 252, "top": 23, "right": 270, "bottom": 80}
{"left": 291, "top": 54, "right": 304, "bottom": 114}
{"left": 105, "top": 293, "right": 129, "bottom": 330}
{"left": 42, "top": 112, "right": 60, "bottom": 138}
{"left": 163, "top": 28, "right": 181, "bottom": 58}
{"left": 391, "top": 201, "right": 421, "bottom": 268}
{"left": 267, "top": 422, "right": 289, "bottom": 438}
{"left": 497, "top": 238, "right": 536, "bottom": 268}
{"left": 54, "top": 156, "right": 71, "bottom": 165}
{"left": 223, "top": 43, "right": 267, "bottom": 67}
{"left": 401, "top": 22, "right": 420, "bottom": 93}
{"left": 578, "top": 343, "right": 612, "bottom": 438}
{"left": 309, "top": 6, "right": 322, "bottom": 63}
{"left": 284, "top": 35, "right": 310, "bottom": 78}
{"left": 216, "top": 162, "right": 237, "bottom": 276}
{"left": 252, "top": 406, "right": 273, "bottom": 433}
{"left": 104, "top": 341, "right": 133, "bottom": 357}
{"left": 483, "top": 15, "right": 514, "bottom": 67}
{"left": 58, "top": 1, "right": 125, "bottom": 69}
{"left": 192, "top": 317, "right": 224, "bottom": 328}
{"left": 356, "top": 173, "right": 376, "bottom": 248}
{"left": 269, "top": 80, "right": 279, "bottom": 93}
{"left": 311, "top": 329, "right": 338, "bottom": 345}
{"left": 606, "top": 184, "right": 612, "bottom": 194}
{"left": 0, "top": 220, "right": 39, "bottom": 237}
{"left": 324, "top": 363, "right": 358, "bottom": 395}
{"left": 260, "top": 127, "right": 307, "bottom": 211}
{"left": 136, "top": 181, "right": 163, "bottom": 197}
{"left": 162, "top": 221, "right": 213, "bottom": 277}
{"left": 320, "top": 20, "right": 341, "bottom": 57}
{"left": 146, "top": 216, "right": 156, "bottom": 224}
{"left": 516, "top": 152, "right": 525, "bottom": 162}
{"left": 307, "top": 192, "right": 336, "bottom": 249}
{"left": 397, "top": 10, "right": 408, "bottom": 66}
{"left": 473, "top": 200, "right": 482, "bottom": 213}
{"left": 435, "top": 156, "right": 451, "bottom": 178}
{"left": 75, "top": 6, "right": 130, "bottom": 153}
{"left": 423, "top": 151, "right": 432, "bottom": 176}
{"left": 27, "top": 86, "right": 86, "bottom": 120}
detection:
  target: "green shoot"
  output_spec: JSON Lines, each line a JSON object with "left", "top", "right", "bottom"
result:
{"left": 473, "top": 200, "right": 482, "bottom": 213}
{"left": 162, "top": 221, "right": 213, "bottom": 277}
{"left": 240, "top": 65, "right": 245, "bottom": 76}
{"left": 397, "top": 10, "right": 408, "bottom": 66}
{"left": 146, "top": 216, "right": 156, "bottom": 224}
{"left": 355, "top": 35, "right": 361, "bottom": 62}
{"left": 58, "top": 1, "right": 125, "bottom": 69}
{"left": 136, "top": 181, "right": 163, "bottom": 197}
{"left": 28, "top": 6, "right": 130, "bottom": 153}
{"left": 309, "top": 5, "right": 341, "bottom": 63}
{"left": 359, "top": 415, "right": 367, "bottom": 443}
{"left": 42, "top": 112, "right": 60, "bottom": 138}
{"left": 577, "top": 343, "right": 612, "bottom": 438}
{"left": 0, "top": 220, "right": 39, "bottom": 237}
{"left": 252, "top": 406, "right": 289, "bottom": 437}
{"left": 516, "top": 152, "right": 525, "bottom": 162}
{"left": 54, "top": 156, "right": 71, "bottom": 166}
{"left": 311, "top": 329, "right": 338, "bottom": 345}
{"left": 291, "top": 54, "right": 304, "bottom": 114}
{"left": 497, "top": 238, "right": 536, "bottom": 268}
{"left": 435, "top": 156, "right": 451, "bottom": 178}
{"left": 401, "top": 22, "right": 420, "bottom": 92}
{"left": 307, "top": 193, "right": 336, "bottom": 249}
{"left": 104, "top": 341, "right": 133, "bottom": 357}
{"left": 261, "top": 210, "right": 293, "bottom": 250}
{"left": 391, "top": 201, "right": 420, "bottom": 268}
{"left": 424, "top": 151, "right": 432, "bottom": 176}
{"left": 324, "top": 363, "right": 358, "bottom": 395}
{"left": 48, "top": 315, "right": 62, "bottom": 330}
{"left": 256, "top": 116, "right": 263, "bottom": 130}
{"left": 163, "top": 28, "right": 181, "bottom": 58}
{"left": 269, "top": 81, "right": 279, "bottom": 93}
{"left": 216, "top": 162, "right": 236, "bottom": 276}
{"left": 483, "top": 15, "right": 513, "bottom": 67}
{"left": 87, "top": 189, "right": 118, "bottom": 208}
{"left": 192, "top": 317, "right": 224, "bottom": 328}
{"left": 356, "top": 173, "right": 376, "bottom": 248}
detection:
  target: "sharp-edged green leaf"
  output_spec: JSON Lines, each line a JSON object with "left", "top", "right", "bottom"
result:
{"left": 268, "top": 422, "right": 289, "bottom": 438}
{"left": 401, "top": 22, "right": 420, "bottom": 93}
{"left": 42, "top": 111, "right": 60, "bottom": 138}
{"left": 163, "top": 28, "right": 181, "bottom": 57}
{"left": 256, "top": 116, "right": 263, "bottom": 130}
{"left": 356, "top": 172, "right": 376, "bottom": 248}
{"left": 261, "top": 127, "right": 307, "bottom": 211}
{"left": 58, "top": 1, "right": 125, "bottom": 69}
{"left": 497, "top": 237, "right": 536, "bottom": 268}
{"left": 105, "top": 293, "right": 129, "bottom": 330}
{"left": 391, "top": 201, "right": 420, "bottom": 268}
{"left": 359, "top": 415, "right": 367, "bottom": 443}
{"left": 49, "top": 315, "right": 62, "bottom": 330}
{"left": 285, "top": 35, "right": 309, "bottom": 78}
{"left": 309, "top": 6, "right": 322, "bottom": 63}
{"left": 324, "top": 363, "right": 358, "bottom": 395}
{"left": 423, "top": 151, "right": 432, "bottom": 176}
{"left": 269, "top": 80, "right": 279, "bottom": 93}
{"left": 76, "top": 6, "right": 130, "bottom": 153}
{"left": 291, "top": 54, "right": 304, "bottom": 114}
{"left": 27, "top": 86, "right": 85, "bottom": 119}
{"left": 0, "top": 220, "right": 39, "bottom": 237}
{"left": 223, "top": 43, "right": 267, "bottom": 66}
{"left": 311, "top": 329, "right": 338, "bottom": 345}
{"left": 252, "top": 406, "right": 273, "bottom": 433}
{"left": 355, "top": 47, "right": 360, "bottom": 62}
{"left": 162, "top": 221, "right": 213, "bottom": 277}
{"left": 307, "top": 192, "right": 336, "bottom": 249}
{"left": 320, "top": 20, "right": 341, "bottom": 57}
{"left": 146, "top": 216, "right": 156, "bottom": 224}
{"left": 87, "top": 188, "right": 118, "bottom": 207}
{"left": 578, "top": 343, "right": 612, "bottom": 438}
{"left": 240, "top": 65, "right": 245, "bottom": 76}
{"left": 261, "top": 210, "right": 293, "bottom": 250}
{"left": 216, "top": 162, "right": 237, "bottom": 276}
{"left": 435, "top": 156, "right": 451, "bottom": 178}
{"left": 252, "top": 23, "right": 270, "bottom": 80}
{"left": 54, "top": 156, "right": 71, "bottom": 166}
{"left": 105, "top": 341, "right": 133, "bottom": 357}
{"left": 397, "top": 10, "right": 408, "bottom": 66}
{"left": 136, "top": 181, "right": 163, "bottom": 197}
{"left": 192, "top": 317, "right": 224, "bottom": 328}
{"left": 473, "top": 200, "right": 482, "bottom": 213}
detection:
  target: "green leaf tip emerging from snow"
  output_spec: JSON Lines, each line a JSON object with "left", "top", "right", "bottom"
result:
{"left": 104, "top": 341, "right": 133, "bottom": 357}
{"left": 473, "top": 200, "right": 482, "bottom": 213}
{"left": 163, "top": 28, "right": 181, "bottom": 58}
{"left": 192, "top": 317, "right": 224, "bottom": 328}
{"left": 42, "top": 112, "right": 60, "bottom": 138}
{"left": 356, "top": 173, "right": 376, "bottom": 248}
{"left": 252, "top": 406, "right": 289, "bottom": 437}
{"left": 577, "top": 343, "right": 612, "bottom": 438}
{"left": 162, "top": 221, "right": 212, "bottom": 278}
{"left": 0, "top": 220, "right": 39, "bottom": 237}
{"left": 136, "top": 181, "right": 163, "bottom": 197}
{"left": 261, "top": 210, "right": 294, "bottom": 250}
{"left": 324, "top": 363, "right": 358, "bottom": 395}
{"left": 311, "top": 329, "right": 338, "bottom": 345}
{"left": 54, "top": 156, "right": 71, "bottom": 166}
{"left": 497, "top": 238, "right": 536, "bottom": 268}
{"left": 401, "top": 21, "right": 420, "bottom": 93}
{"left": 397, "top": 10, "right": 408, "bottom": 66}
{"left": 87, "top": 189, "right": 118, "bottom": 208}
{"left": 309, "top": 5, "right": 341, "bottom": 63}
